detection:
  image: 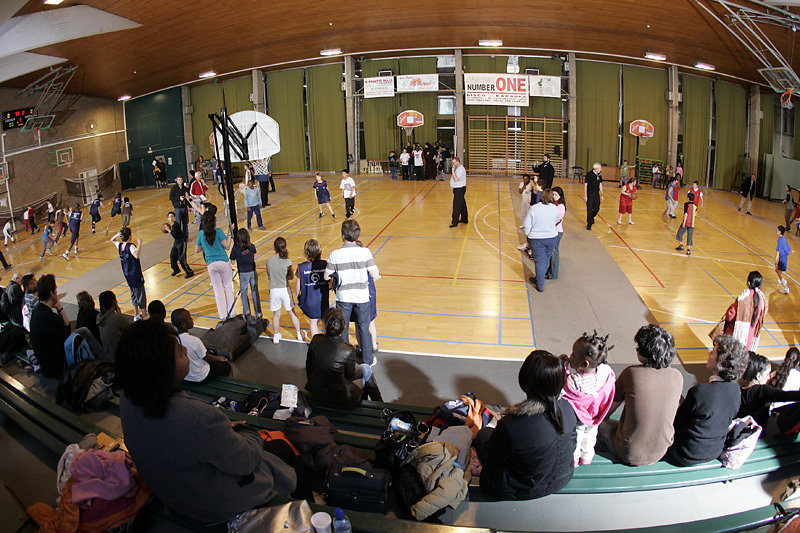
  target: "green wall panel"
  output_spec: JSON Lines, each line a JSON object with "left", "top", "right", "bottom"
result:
{"left": 760, "top": 92, "right": 775, "bottom": 161}
{"left": 268, "top": 68, "right": 307, "bottom": 172}
{"left": 681, "top": 75, "right": 711, "bottom": 183}
{"left": 714, "top": 81, "right": 747, "bottom": 190}
{"left": 191, "top": 76, "right": 253, "bottom": 159}
{"left": 576, "top": 61, "right": 620, "bottom": 169}
{"left": 397, "top": 58, "right": 438, "bottom": 144}
{"left": 362, "top": 59, "right": 401, "bottom": 160}
{"left": 307, "top": 63, "right": 347, "bottom": 171}
{"left": 621, "top": 65, "right": 668, "bottom": 163}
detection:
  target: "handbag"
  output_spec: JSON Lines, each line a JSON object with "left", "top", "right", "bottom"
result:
{"left": 375, "top": 410, "right": 428, "bottom": 471}
{"left": 326, "top": 464, "right": 390, "bottom": 512}
{"left": 719, "top": 416, "right": 762, "bottom": 469}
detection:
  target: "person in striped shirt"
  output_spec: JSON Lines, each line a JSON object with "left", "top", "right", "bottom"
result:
{"left": 675, "top": 192, "right": 697, "bottom": 256}
{"left": 324, "top": 220, "right": 380, "bottom": 366}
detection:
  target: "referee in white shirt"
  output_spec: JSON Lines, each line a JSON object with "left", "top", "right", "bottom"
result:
{"left": 449, "top": 157, "right": 468, "bottom": 228}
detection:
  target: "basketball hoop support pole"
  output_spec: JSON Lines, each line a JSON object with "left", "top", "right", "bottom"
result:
{"left": 0, "top": 133, "right": 14, "bottom": 232}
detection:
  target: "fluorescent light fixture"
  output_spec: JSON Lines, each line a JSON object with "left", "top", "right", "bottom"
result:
{"left": 320, "top": 48, "right": 342, "bottom": 56}
{"left": 198, "top": 70, "right": 216, "bottom": 78}
{"left": 694, "top": 61, "right": 715, "bottom": 71}
{"left": 117, "top": 95, "right": 131, "bottom": 101}
{"left": 44, "top": 0, "right": 65, "bottom": 4}
{"left": 644, "top": 51, "right": 667, "bottom": 61}
{"left": 479, "top": 39, "right": 503, "bottom": 47}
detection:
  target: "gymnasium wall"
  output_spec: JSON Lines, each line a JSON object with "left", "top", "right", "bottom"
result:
{"left": 0, "top": 87, "right": 125, "bottom": 217}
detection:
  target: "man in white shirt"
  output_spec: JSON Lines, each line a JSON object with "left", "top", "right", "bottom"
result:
{"left": 171, "top": 308, "right": 231, "bottom": 382}
{"left": 340, "top": 169, "right": 357, "bottom": 218}
{"left": 399, "top": 148, "right": 411, "bottom": 180}
{"left": 413, "top": 145, "right": 424, "bottom": 181}
{"left": 324, "top": 220, "right": 381, "bottom": 366}
{"left": 449, "top": 157, "right": 468, "bottom": 228}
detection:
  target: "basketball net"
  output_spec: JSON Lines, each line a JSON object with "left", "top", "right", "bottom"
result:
{"left": 639, "top": 136, "right": 648, "bottom": 146}
{"left": 403, "top": 126, "right": 415, "bottom": 137}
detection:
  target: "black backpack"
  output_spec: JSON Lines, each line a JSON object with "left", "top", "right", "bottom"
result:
{"left": 56, "top": 360, "right": 115, "bottom": 411}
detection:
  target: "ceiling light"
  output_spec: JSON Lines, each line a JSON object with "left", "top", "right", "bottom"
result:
{"left": 694, "top": 61, "right": 715, "bottom": 71}
{"left": 43, "top": 0, "right": 65, "bottom": 4}
{"left": 320, "top": 48, "right": 342, "bottom": 56}
{"left": 479, "top": 39, "right": 503, "bottom": 47}
{"left": 199, "top": 70, "right": 216, "bottom": 79}
{"left": 644, "top": 51, "right": 667, "bottom": 61}
{"left": 117, "top": 95, "right": 131, "bottom": 101}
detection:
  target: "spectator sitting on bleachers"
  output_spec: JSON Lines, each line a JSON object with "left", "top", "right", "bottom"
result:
{"left": 171, "top": 308, "right": 231, "bottom": 383}
{"left": 305, "top": 308, "right": 379, "bottom": 409}
{"left": 29, "top": 274, "right": 71, "bottom": 378}
{"left": 21, "top": 274, "right": 37, "bottom": 331}
{"left": 147, "top": 300, "right": 167, "bottom": 325}
{"left": 2, "top": 273, "right": 24, "bottom": 326}
{"left": 115, "top": 320, "right": 297, "bottom": 524}
{"left": 97, "top": 290, "right": 132, "bottom": 360}
{"left": 599, "top": 325, "right": 683, "bottom": 466}
{"left": 75, "top": 290, "right": 101, "bottom": 343}
{"left": 473, "top": 350, "right": 578, "bottom": 501}
{"left": 666, "top": 335, "right": 749, "bottom": 466}
{"left": 737, "top": 352, "right": 800, "bottom": 433}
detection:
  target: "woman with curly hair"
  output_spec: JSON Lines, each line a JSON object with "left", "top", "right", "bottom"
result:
{"left": 666, "top": 335, "right": 749, "bottom": 466}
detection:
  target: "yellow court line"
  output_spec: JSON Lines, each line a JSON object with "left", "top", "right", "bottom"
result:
{"left": 452, "top": 190, "right": 481, "bottom": 285}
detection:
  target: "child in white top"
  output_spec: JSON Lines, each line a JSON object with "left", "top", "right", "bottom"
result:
{"left": 3, "top": 219, "right": 15, "bottom": 246}
{"left": 340, "top": 169, "right": 357, "bottom": 218}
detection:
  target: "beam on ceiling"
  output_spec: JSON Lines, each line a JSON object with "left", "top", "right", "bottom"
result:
{"left": 0, "top": 0, "right": 26, "bottom": 28}
{"left": 0, "top": 5, "right": 140, "bottom": 61}
{"left": 0, "top": 52, "right": 66, "bottom": 84}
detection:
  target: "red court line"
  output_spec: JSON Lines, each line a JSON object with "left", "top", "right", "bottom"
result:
{"left": 366, "top": 184, "right": 433, "bottom": 248}
{"left": 598, "top": 215, "right": 665, "bottom": 288}
{"left": 381, "top": 273, "right": 525, "bottom": 283}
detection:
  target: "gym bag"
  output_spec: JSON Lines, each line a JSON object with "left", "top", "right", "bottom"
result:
{"left": 325, "top": 464, "right": 390, "bottom": 513}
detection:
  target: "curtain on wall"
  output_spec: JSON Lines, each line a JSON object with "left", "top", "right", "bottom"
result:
{"left": 518, "top": 57, "right": 562, "bottom": 119}
{"left": 576, "top": 61, "right": 619, "bottom": 169}
{"left": 190, "top": 76, "right": 253, "bottom": 159}
{"left": 307, "top": 63, "right": 347, "bottom": 171}
{"left": 681, "top": 75, "right": 711, "bottom": 183}
{"left": 621, "top": 65, "right": 668, "bottom": 163}
{"left": 714, "top": 81, "right": 747, "bottom": 190}
{"left": 267, "top": 68, "right": 307, "bottom": 172}
{"left": 362, "top": 59, "right": 401, "bottom": 160}
{"left": 397, "top": 57, "right": 438, "bottom": 144}
{"left": 760, "top": 92, "right": 775, "bottom": 163}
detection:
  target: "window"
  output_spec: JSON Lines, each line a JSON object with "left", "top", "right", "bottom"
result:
{"left": 438, "top": 96, "right": 456, "bottom": 115}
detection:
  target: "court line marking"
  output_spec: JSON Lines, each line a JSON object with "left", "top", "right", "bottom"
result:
{"left": 367, "top": 181, "right": 433, "bottom": 248}
{"left": 597, "top": 215, "right": 665, "bottom": 288}
{"left": 497, "top": 183, "right": 503, "bottom": 344}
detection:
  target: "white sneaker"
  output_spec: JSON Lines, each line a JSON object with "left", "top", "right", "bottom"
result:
{"left": 297, "top": 332, "right": 304, "bottom": 341}
{"left": 273, "top": 332, "right": 282, "bottom": 344}
{"left": 133, "top": 314, "right": 143, "bottom": 322}
{"left": 370, "top": 354, "right": 378, "bottom": 368}
{"left": 517, "top": 244, "right": 526, "bottom": 250}
{"left": 62, "top": 252, "right": 69, "bottom": 260}
{"left": 518, "top": 225, "right": 524, "bottom": 229}
{"left": 74, "top": 247, "right": 79, "bottom": 253}
{"left": 628, "top": 220, "right": 634, "bottom": 225}
{"left": 617, "top": 219, "right": 622, "bottom": 225}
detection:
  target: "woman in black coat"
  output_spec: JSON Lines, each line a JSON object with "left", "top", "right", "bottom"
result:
{"left": 474, "top": 350, "right": 577, "bottom": 500}
{"left": 423, "top": 142, "right": 437, "bottom": 180}
{"left": 305, "top": 308, "right": 381, "bottom": 408}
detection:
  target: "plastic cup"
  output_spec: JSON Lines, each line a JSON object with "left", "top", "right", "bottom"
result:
{"left": 310, "top": 512, "right": 332, "bottom": 533}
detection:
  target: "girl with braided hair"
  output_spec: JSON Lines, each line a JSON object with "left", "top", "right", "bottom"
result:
{"left": 561, "top": 331, "right": 616, "bottom": 466}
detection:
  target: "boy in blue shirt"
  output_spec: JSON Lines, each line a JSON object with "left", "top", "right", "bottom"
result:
{"left": 39, "top": 223, "right": 55, "bottom": 261}
{"left": 776, "top": 225, "right": 792, "bottom": 294}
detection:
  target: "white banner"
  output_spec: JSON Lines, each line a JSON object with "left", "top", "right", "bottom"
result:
{"left": 396, "top": 74, "right": 439, "bottom": 93}
{"left": 464, "top": 73, "right": 529, "bottom": 106}
{"left": 363, "top": 76, "right": 395, "bottom": 98}
{"left": 529, "top": 75, "right": 561, "bottom": 98}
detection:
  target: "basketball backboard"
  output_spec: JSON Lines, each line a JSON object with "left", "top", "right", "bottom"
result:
{"left": 21, "top": 114, "right": 55, "bottom": 132}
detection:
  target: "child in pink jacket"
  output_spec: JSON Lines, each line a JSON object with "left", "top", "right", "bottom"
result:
{"left": 562, "top": 331, "right": 616, "bottom": 466}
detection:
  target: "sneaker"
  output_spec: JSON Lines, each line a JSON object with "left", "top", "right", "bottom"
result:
{"left": 675, "top": 245, "right": 684, "bottom": 251}
{"left": 171, "top": 270, "right": 180, "bottom": 276}
{"left": 297, "top": 332, "right": 304, "bottom": 342}
{"left": 370, "top": 355, "right": 378, "bottom": 368}
{"left": 46, "top": 249, "right": 53, "bottom": 255}
{"left": 258, "top": 226, "right": 265, "bottom": 230}
{"left": 319, "top": 213, "right": 323, "bottom": 218}
{"left": 331, "top": 214, "right": 336, "bottom": 218}
{"left": 92, "top": 229, "right": 96, "bottom": 234}
{"left": 518, "top": 225, "right": 524, "bottom": 229}
{"left": 62, "top": 252, "right": 69, "bottom": 260}
{"left": 628, "top": 220, "right": 634, "bottom": 225}
{"left": 738, "top": 207, "right": 741, "bottom": 212}
{"left": 579, "top": 457, "right": 592, "bottom": 466}
{"left": 74, "top": 247, "right": 79, "bottom": 253}
{"left": 517, "top": 244, "right": 526, "bottom": 250}
{"left": 133, "top": 314, "right": 143, "bottom": 322}
{"left": 617, "top": 219, "right": 622, "bottom": 225}
{"left": 687, "top": 249, "right": 691, "bottom": 255}
{"left": 185, "top": 271, "right": 195, "bottom": 278}
{"left": 272, "top": 332, "right": 282, "bottom": 344}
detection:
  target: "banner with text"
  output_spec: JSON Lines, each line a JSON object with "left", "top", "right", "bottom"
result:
{"left": 464, "top": 73, "right": 529, "bottom": 106}
{"left": 529, "top": 75, "right": 561, "bottom": 98}
{"left": 396, "top": 74, "right": 439, "bottom": 93}
{"left": 363, "top": 76, "right": 395, "bottom": 98}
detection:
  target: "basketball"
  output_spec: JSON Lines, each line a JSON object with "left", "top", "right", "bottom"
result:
{"left": 161, "top": 223, "right": 171, "bottom": 233}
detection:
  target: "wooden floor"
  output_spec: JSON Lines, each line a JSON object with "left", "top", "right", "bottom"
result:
{"left": 5, "top": 175, "right": 799, "bottom": 365}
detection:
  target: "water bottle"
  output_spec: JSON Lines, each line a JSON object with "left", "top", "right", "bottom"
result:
{"left": 332, "top": 507, "right": 351, "bottom": 533}
{"left": 389, "top": 418, "right": 412, "bottom": 432}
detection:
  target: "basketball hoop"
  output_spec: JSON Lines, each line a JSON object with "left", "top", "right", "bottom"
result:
{"left": 781, "top": 88, "right": 794, "bottom": 105}
{"left": 398, "top": 110, "right": 424, "bottom": 138}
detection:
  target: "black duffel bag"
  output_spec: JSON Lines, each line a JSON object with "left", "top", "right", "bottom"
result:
{"left": 374, "top": 409, "right": 428, "bottom": 472}
{"left": 326, "top": 464, "right": 390, "bottom": 513}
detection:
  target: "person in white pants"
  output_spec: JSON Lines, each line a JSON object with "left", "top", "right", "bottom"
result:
{"left": 3, "top": 219, "right": 15, "bottom": 246}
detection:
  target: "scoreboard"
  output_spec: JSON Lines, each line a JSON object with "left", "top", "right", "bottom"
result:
{"left": 2, "top": 107, "right": 36, "bottom": 131}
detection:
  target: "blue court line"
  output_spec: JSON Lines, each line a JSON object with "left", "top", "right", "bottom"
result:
{"left": 372, "top": 236, "right": 391, "bottom": 257}
{"left": 418, "top": 180, "right": 440, "bottom": 202}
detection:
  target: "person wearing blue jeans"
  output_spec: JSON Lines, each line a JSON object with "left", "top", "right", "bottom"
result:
{"left": 523, "top": 189, "right": 560, "bottom": 292}
{"left": 244, "top": 179, "right": 264, "bottom": 230}
{"left": 336, "top": 301, "right": 373, "bottom": 365}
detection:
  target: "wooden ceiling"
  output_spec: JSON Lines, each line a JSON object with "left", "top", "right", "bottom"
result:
{"left": 7, "top": 0, "right": 800, "bottom": 99}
